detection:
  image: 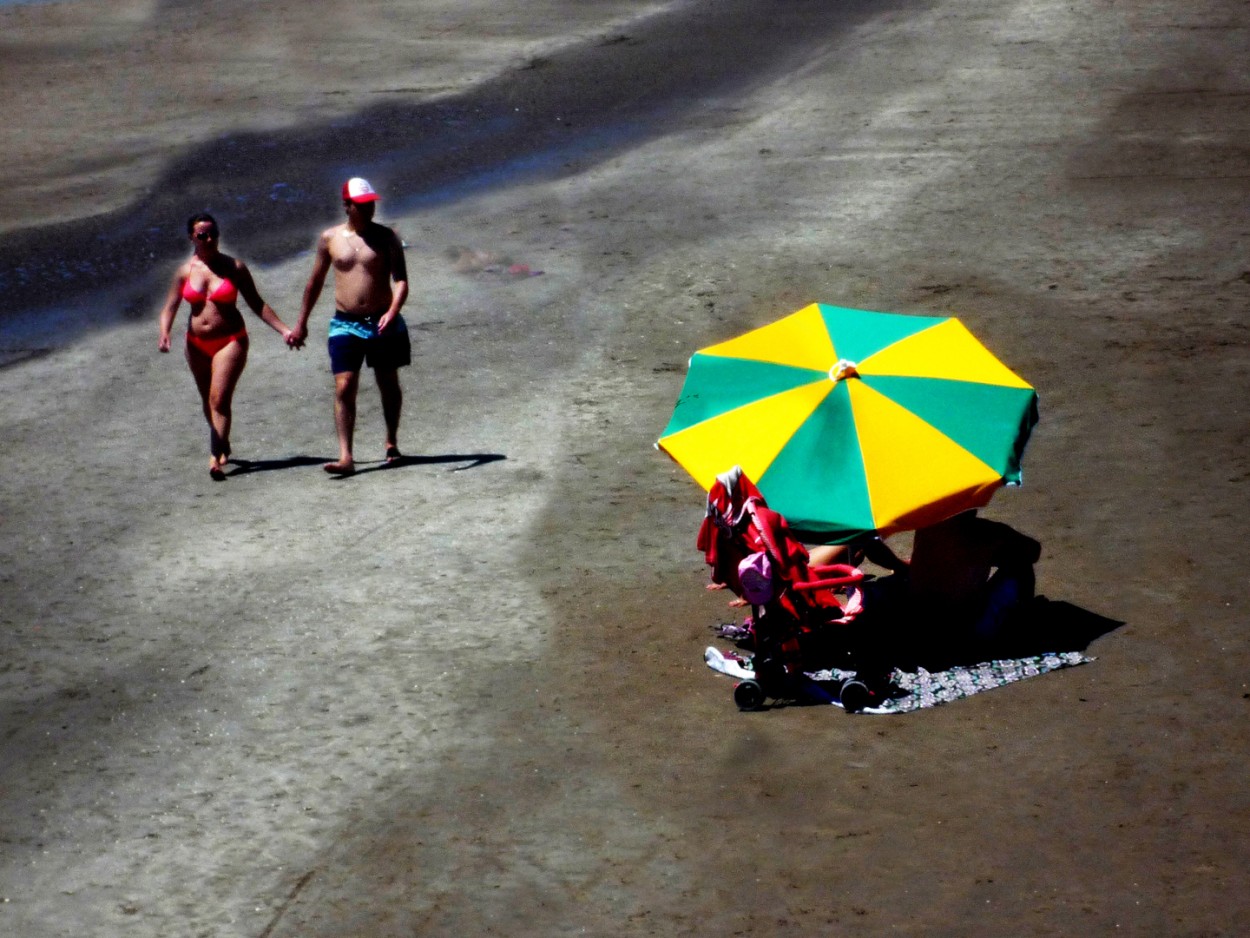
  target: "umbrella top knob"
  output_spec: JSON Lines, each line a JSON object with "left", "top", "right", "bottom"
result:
{"left": 829, "top": 359, "right": 859, "bottom": 383}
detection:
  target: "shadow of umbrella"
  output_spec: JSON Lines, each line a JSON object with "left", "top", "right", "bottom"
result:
{"left": 991, "top": 597, "right": 1125, "bottom": 659}
{"left": 895, "top": 595, "right": 1125, "bottom": 674}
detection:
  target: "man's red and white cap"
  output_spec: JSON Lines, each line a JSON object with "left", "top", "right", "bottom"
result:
{"left": 342, "top": 177, "right": 380, "bottom": 204}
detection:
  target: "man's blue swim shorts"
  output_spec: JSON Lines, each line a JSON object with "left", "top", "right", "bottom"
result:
{"left": 328, "top": 311, "right": 411, "bottom": 374}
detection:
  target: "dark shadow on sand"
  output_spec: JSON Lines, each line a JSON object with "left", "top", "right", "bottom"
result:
{"left": 756, "top": 597, "right": 1123, "bottom": 710}
{"left": 722, "top": 592, "right": 1124, "bottom": 711}
{"left": 895, "top": 596, "right": 1125, "bottom": 675}
{"left": 334, "top": 453, "right": 508, "bottom": 477}
{"left": 224, "top": 453, "right": 504, "bottom": 478}
{"left": 223, "top": 455, "right": 328, "bottom": 476}
{"left": 0, "top": 348, "right": 52, "bottom": 370}
{"left": 975, "top": 596, "right": 1124, "bottom": 660}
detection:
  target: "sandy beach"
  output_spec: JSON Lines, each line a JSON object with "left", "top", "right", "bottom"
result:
{"left": 2, "top": 0, "right": 1248, "bottom": 935}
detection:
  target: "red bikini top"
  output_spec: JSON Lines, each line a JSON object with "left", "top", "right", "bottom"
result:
{"left": 182, "top": 277, "right": 238, "bottom": 305}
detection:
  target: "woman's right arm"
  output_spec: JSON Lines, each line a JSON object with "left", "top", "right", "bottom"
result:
{"left": 157, "top": 269, "right": 185, "bottom": 352}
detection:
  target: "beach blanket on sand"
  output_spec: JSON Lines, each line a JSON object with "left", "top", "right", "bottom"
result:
{"left": 806, "top": 652, "right": 1091, "bottom": 713}
{"left": 706, "top": 636, "right": 1090, "bottom": 713}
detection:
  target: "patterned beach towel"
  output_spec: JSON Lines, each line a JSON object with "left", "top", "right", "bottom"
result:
{"left": 705, "top": 643, "right": 1091, "bottom": 713}
{"left": 806, "top": 652, "right": 1091, "bottom": 713}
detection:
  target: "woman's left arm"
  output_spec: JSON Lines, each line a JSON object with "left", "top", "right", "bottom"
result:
{"left": 236, "top": 260, "right": 295, "bottom": 344}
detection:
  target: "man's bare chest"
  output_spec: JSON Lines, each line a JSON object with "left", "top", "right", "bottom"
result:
{"left": 331, "top": 228, "right": 385, "bottom": 270}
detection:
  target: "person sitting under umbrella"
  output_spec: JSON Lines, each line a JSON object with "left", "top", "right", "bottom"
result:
{"left": 852, "top": 509, "right": 1041, "bottom": 683}
{"left": 907, "top": 509, "right": 1041, "bottom": 643}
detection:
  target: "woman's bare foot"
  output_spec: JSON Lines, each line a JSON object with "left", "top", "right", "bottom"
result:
{"left": 323, "top": 460, "right": 355, "bottom": 476}
{"left": 209, "top": 456, "right": 226, "bottom": 480}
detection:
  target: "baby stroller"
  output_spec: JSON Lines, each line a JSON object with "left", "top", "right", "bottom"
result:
{"left": 699, "top": 468, "right": 882, "bottom": 711}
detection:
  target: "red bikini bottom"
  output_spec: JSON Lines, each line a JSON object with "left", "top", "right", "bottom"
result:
{"left": 186, "top": 328, "right": 247, "bottom": 357}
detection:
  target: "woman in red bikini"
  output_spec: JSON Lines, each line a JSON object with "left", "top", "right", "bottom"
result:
{"left": 158, "top": 213, "right": 297, "bottom": 478}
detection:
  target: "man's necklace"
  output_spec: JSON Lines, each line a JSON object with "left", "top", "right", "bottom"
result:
{"left": 342, "top": 229, "right": 364, "bottom": 254}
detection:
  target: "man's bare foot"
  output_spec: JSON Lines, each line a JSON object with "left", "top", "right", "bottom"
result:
{"left": 323, "top": 460, "right": 355, "bottom": 476}
{"left": 385, "top": 445, "right": 402, "bottom": 464}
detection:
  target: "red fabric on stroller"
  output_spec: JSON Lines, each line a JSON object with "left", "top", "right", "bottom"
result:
{"left": 699, "top": 468, "right": 865, "bottom": 679}
{"left": 697, "top": 466, "right": 768, "bottom": 596}
{"left": 744, "top": 500, "right": 863, "bottom": 623}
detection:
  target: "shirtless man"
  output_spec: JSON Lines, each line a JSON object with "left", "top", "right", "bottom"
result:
{"left": 294, "top": 177, "right": 410, "bottom": 476}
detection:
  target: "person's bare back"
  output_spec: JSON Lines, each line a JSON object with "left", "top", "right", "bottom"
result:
{"left": 908, "top": 511, "right": 1040, "bottom": 607}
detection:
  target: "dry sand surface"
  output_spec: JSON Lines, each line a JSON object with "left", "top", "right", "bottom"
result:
{"left": 2, "top": 0, "right": 1249, "bottom": 935}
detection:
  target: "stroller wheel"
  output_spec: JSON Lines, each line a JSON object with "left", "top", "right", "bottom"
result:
{"left": 839, "top": 678, "right": 871, "bottom": 713}
{"left": 733, "top": 680, "right": 766, "bottom": 711}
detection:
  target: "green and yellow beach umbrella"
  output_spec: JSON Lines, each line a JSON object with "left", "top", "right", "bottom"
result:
{"left": 657, "top": 303, "right": 1039, "bottom": 543}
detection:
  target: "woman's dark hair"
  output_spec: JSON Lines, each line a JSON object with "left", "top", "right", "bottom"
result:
{"left": 186, "top": 212, "right": 218, "bottom": 235}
